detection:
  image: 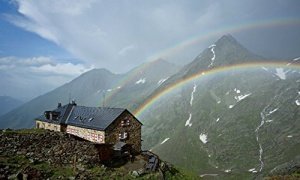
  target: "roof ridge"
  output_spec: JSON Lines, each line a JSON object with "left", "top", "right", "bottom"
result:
{"left": 64, "top": 105, "right": 75, "bottom": 124}
{"left": 74, "top": 105, "right": 125, "bottom": 110}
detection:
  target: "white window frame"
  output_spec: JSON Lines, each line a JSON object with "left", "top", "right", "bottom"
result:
{"left": 119, "top": 132, "right": 128, "bottom": 140}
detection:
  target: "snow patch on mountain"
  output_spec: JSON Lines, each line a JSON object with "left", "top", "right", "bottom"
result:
{"left": 135, "top": 78, "right": 146, "bottom": 84}
{"left": 275, "top": 68, "right": 286, "bottom": 80}
{"left": 228, "top": 92, "right": 251, "bottom": 109}
{"left": 261, "top": 67, "right": 268, "bottom": 71}
{"left": 267, "top": 108, "right": 278, "bottom": 115}
{"left": 296, "top": 100, "right": 300, "bottom": 106}
{"left": 102, "top": 86, "right": 122, "bottom": 92}
{"left": 200, "top": 174, "right": 218, "bottom": 178}
{"left": 225, "top": 90, "right": 230, "bottom": 95}
{"left": 224, "top": 169, "right": 231, "bottom": 173}
{"left": 235, "top": 93, "right": 251, "bottom": 101}
{"left": 208, "top": 44, "right": 216, "bottom": 68}
{"left": 157, "top": 77, "right": 169, "bottom": 85}
{"left": 248, "top": 168, "right": 257, "bottom": 173}
{"left": 234, "top": 88, "right": 241, "bottom": 94}
{"left": 190, "top": 84, "right": 197, "bottom": 106}
{"left": 185, "top": 113, "right": 192, "bottom": 127}
{"left": 160, "top": 138, "right": 170, "bottom": 144}
{"left": 293, "top": 57, "right": 300, "bottom": 61}
{"left": 199, "top": 133, "right": 208, "bottom": 144}
{"left": 285, "top": 57, "right": 300, "bottom": 66}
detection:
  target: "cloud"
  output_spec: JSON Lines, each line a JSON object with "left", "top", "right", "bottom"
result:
{"left": 4, "top": 0, "right": 300, "bottom": 73}
{"left": 0, "top": 56, "right": 93, "bottom": 75}
{"left": 30, "top": 62, "right": 94, "bottom": 76}
{"left": 6, "top": 0, "right": 220, "bottom": 72}
{"left": 0, "top": 56, "right": 93, "bottom": 100}
{"left": 0, "top": 56, "right": 54, "bottom": 67}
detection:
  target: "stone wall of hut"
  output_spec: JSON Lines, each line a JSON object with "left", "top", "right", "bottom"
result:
{"left": 66, "top": 125, "right": 105, "bottom": 144}
{"left": 105, "top": 111, "right": 142, "bottom": 154}
{"left": 36, "top": 120, "right": 61, "bottom": 132}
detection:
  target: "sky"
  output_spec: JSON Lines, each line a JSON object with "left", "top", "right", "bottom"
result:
{"left": 0, "top": 0, "right": 300, "bottom": 101}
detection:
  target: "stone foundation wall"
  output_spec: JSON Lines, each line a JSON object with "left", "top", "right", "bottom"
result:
{"left": 36, "top": 120, "right": 61, "bottom": 132}
{"left": 66, "top": 125, "right": 105, "bottom": 144}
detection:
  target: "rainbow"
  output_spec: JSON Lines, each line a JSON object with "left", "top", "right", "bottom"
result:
{"left": 133, "top": 62, "right": 300, "bottom": 118}
{"left": 103, "top": 59, "right": 164, "bottom": 105}
{"left": 143, "top": 17, "right": 300, "bottom": 61}
{"left": 102, "top": 17, "right": 300, "bottom": 106}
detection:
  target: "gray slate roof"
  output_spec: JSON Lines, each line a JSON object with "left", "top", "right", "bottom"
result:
{"left": 66, "top": 106, "right": 126, "bottom": 131}
{"left": 36, "top": 104, "right": 73, "bottom": 125}
{"left": 35, "top": 103, "right": 141, "bottom": 131}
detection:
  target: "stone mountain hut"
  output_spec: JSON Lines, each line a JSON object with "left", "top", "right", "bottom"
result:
{"left": 35, "top": 101, "right": 142, "bottom": 154}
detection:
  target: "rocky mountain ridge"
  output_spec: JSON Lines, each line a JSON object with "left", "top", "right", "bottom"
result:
{"left": 0, "top": 59, "right": 178, "bottom": 129}
{"left": 139, "top": 35, "right": 300, "bottom": 179}
{"left": 0, "top": 96, "right": 23, "bottom": 116}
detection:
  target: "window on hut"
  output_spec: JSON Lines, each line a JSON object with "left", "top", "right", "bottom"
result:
{"left": 119, "top": 132, "right": 128, "bottom": 140}
{"left": 121, "top": 117, "right": 130, "bottom": 127}
{"left": 51, "top": 112, "right": 60, "bottom": 120}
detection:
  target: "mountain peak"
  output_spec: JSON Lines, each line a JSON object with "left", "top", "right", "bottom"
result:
{"left": 177, "top": 34, "right": 263, "bottom": 77}
{"left": 215, "top": 34, "right": 239, "bottom": 46}
{"left": 149, "top": 58, "right": 176, "bottom": 67}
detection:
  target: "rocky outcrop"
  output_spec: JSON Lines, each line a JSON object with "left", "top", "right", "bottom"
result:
{"left": 0, "top": 129, "right": 100, "bottom": 166}
{"left": 0, "top": 129, "right": 186, "bottom": 179}
{"left": 0, "top": 129, "right": 100, "bottom": 179}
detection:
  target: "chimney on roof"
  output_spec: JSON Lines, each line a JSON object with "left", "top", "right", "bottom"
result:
{"left": 57, "top": 103, "right": 62, "bottom": 108}
{"left": 71, "top": 100, "right": 77, "bottom": 106}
